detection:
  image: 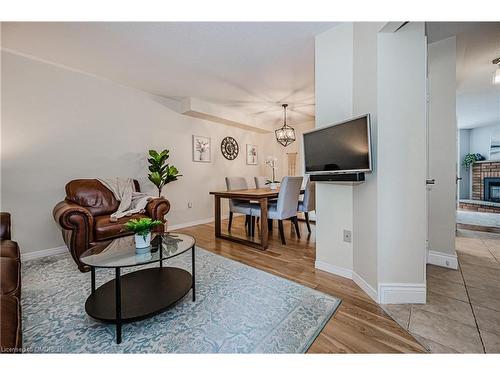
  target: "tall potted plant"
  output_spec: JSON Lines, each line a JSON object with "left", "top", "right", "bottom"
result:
{"left": 147, "top": 149, "right": 182, "bottom": 197}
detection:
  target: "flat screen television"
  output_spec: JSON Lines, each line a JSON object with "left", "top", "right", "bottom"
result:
{"left": 303, "top": 114, "right": 372, "bottom": 174}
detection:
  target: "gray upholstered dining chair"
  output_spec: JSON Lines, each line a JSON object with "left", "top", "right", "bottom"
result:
{"left": 298, "top": 180, "right": 315, "bottom": 234}
{"left": 249, "top": 176, "right": 303, "bottom": 245}
{"left": 225, "top": 177, "right": 252, "bottom": 232}
{"left": 254, "top": 176, "right": 268, "bottom": 189}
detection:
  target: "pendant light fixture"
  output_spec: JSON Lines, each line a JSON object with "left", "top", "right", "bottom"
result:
{"left": 493, "top": 57, "right": 500, "bottom": 85}
{"left": 275, "top": 104, "right": 296, "bottom": 147}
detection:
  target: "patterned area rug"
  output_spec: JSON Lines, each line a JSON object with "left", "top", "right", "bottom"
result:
{"left": 22, "top": 247, "right": 340, "bottom": 353}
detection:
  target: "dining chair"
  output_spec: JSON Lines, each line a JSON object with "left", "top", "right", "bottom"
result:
{"left": 254, "top": 176, "right": 267, "bottom": 189}
{"left": 254, "top": 176, "right": 276, "bottom": 226}
{"left": 298, "top": 180, "right": 315, "bottom": 234}
{"left": 225, "top": 177, "right": 252, "bottom": 232}
{"left": 249, "top": 176, "right": 303, "bottom": 245}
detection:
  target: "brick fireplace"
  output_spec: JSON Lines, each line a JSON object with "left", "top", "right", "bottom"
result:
{"left": 459, "top": 161, "right": 500, "bottom": 214}
{"left": 472, "top": 161, "right": 500, "bottom": 201}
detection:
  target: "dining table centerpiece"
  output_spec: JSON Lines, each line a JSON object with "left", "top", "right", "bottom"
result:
{"left": 264, "top": 156, "right": 279, "bottom": 189}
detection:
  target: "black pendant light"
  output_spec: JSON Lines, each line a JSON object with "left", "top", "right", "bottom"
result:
{"left": 275, "top": 104, "right": 296, "bottom": 147}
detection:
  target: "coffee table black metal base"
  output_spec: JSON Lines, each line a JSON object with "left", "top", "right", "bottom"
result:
{"left": 85, "top": 267, "right": 193, "bottom": 344}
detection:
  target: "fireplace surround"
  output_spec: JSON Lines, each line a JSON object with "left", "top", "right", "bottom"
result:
{"left": 484, "top": 177, "right": 500, "bottom": 203}
{"left": 472, "top": 161, "right": 500, "bottom": 201}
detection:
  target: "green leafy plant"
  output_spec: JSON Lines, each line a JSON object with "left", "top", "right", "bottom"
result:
{"left": 463, "top": 153, "right": 484, "bottom": 170}
{"left": 123, "top": 218, "right": 162, "bottom": 240}
{"left": 147, "top": 149, "right": 182, "bottom": 197}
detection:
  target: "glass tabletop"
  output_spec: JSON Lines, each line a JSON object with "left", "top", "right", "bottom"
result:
{"left": 80, "top": 232, "right": 195, "bottom": 268}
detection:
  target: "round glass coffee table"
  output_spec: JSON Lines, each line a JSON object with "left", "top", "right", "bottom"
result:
{"left": 80, "top": 232, "right": 196, "bottom": 344}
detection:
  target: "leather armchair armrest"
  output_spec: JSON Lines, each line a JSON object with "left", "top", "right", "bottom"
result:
{"left": 145, "top": 197, "right": 171, "bottom": 223}
{"left": 53, "top": 201, "right": 94, "bottom": 235}
{"left": 53, "top": 201, "right": 94, "bottom": 271}
{"left": 0, "top": 212, "right": 12, "bottom": 241}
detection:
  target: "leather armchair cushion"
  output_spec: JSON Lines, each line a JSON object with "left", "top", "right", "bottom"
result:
{"left": 0, "top": 240, "right": 20, "bottom": 260}
{"left": 0, "top": 295, "right": 21, "bottom": 353}
{"left": 0, "top": 258, "right": 21, "bottom": 298}
{"left": 94, "top": 213, "right": 149, "bottom": 242}
{"left": 66, "top": 179, "right": 120, "bottom": 217}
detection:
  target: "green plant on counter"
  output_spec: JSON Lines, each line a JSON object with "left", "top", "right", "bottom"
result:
{"left": 462, "top": 153, "right": 484, "bottom": 170}
{"left": 123, "top": 218, "right": 162, "bottom": 240}
{"left": 147, "top": 149, "right": 182, "bottom": 197}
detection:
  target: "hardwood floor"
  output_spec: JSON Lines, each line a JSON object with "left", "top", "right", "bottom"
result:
{"left": 177, "top": 215, "right": 426, "bottom": 353}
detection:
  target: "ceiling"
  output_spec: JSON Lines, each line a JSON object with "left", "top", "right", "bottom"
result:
{"left": 1, "top": 22, "right": 337, "bottom": 127}
{"left": 429, "top": 22, "right": 500, "bottom": 129}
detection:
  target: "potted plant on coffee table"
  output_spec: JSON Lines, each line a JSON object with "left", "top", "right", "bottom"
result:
{"left": 124, "top": 218, "right": 163, "bottom": 252}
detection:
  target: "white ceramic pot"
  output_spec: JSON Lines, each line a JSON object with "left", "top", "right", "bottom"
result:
{"left": 135, "top": 232, "right": 151, "bottom": 250}
{"left": 269, "top": 182, "right": 279, "bottom": 190}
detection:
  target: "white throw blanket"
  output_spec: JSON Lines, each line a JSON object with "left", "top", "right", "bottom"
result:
{"left": 97, "top": 178, "right": 155, "bottom": 222}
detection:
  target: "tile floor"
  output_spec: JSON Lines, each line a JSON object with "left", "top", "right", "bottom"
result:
{"left": 382, "top": 229, "right": 500, "bottom": 353}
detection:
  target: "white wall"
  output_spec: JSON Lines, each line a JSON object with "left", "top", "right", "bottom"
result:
{"left": 352, "top": 22, "right": 385, "bottom": 291}
{"left": 314, "top": 22, "right": 383, "bottom": 299}
{"left": 458, "top": 129, "right": 471, "bottom": 199}
{"left": 261, "top": 120, "right": 314, "bottom": 180}
{"left": 377, "top": 23, "right": 427, "bottom": 296}
{"left": 427, "top": 37, "right": 458, "bottom": 264}
{"left": 1, "top": 51, "right": 271, "bottom": 254}
{"left": 469, "top": 123, "right": 500, "bottom": 161}
{"left": 314, "top": 23, "right": 354, "bottom": 277}
{"left": 315, "top": 23, "right": 354, "bottom": 127}
{"left": 315, "top": 22, "right": 428, "bottom": 303}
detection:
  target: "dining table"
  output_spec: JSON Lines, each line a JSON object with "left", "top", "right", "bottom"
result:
{"left": 209, "top": 187, "right": 304, "bottom": 250}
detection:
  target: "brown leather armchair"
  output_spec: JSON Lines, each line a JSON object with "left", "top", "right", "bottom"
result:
{"left": 1, "top": 212, "right": 22, "bottom": 353}
{"left": 53, "top": 179, "right": 170, "bottom": 272}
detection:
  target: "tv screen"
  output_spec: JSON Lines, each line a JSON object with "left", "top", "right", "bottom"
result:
{"left": 303, "top": 114, "right": 372, "bottom": 174}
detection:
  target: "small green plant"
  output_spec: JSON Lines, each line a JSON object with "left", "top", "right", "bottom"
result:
{"left": 148, "top": 149, "right": 182, "bottom": 197}
{"left": 123, "top": 218, "right": 162, "bottom": 240}
{"left": 463, "top": 153, "right": 484, "bottom": 170}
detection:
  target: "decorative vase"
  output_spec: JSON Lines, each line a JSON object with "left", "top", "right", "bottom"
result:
{"left": 269, "top": 182, "right": 278, "bottom": 190}
{"left": 135, "top": 232, "right": 151, "bottom": 250}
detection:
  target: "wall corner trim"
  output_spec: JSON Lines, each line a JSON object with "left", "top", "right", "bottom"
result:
{"left": 378, "top": 283, "right": 426, "bottom": 304}
{"left": 315, "top": 261, "right": 379, "bottom": 303}
{"left": 315, "top": 260, "right": 353, "bottom": 279}
{"left": 352, "top": 271, "right": 378, "bottom": 302}
{"left": 427, "top": 249, "right": 458, "bottom": 270}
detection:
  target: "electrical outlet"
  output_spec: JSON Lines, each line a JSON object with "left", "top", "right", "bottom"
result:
{"left": 187, "top": 202, "right": 193, "bottom": 208}
{"left": 343, "top": 230, "right": 352, "bottom": 243}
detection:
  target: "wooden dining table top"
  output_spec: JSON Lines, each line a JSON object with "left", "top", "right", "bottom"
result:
{"left": 209, "top": 187, "right": 305, "bottom": 199}
{"left": 209, "top": 188, "right": 280, "bottom": 199}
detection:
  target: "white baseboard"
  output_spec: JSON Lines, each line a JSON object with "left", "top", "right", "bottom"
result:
{"left": 168, "top": 217, "right": 215, "bottom": 231}
{"left": 352, "top": 271, "right": 378, "bottom": 302}
{"left": 378, "top": 283, "right": 426, "bottom": 304}
{"left": 427, "top": 250, "right": 458, "bottom": 270}
{"left": 315, "top": 261, "right": 379, "bottom": 303}
{"left": 21, "top": 245, "right": 68, "bottom": 261}
{"left": 315, "top": 260, "right": 353, "bottom": 279}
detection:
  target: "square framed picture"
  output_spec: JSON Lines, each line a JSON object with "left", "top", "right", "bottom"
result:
{"left": 246, "top": 144, "right": 258, "bottom": 165}
{"left": 490, "top": 133, "right": 500, "bottom": 160}
{"left": 192, "top": 135, "right": 211, "bottom": 162}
